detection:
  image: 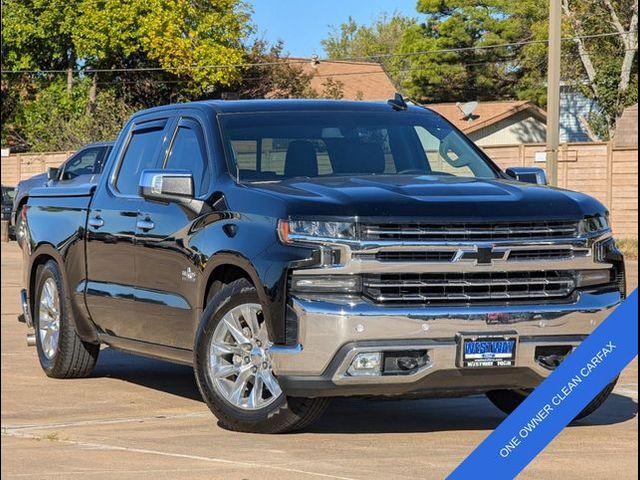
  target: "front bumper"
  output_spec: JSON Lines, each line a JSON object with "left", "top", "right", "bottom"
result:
{"left": 271, "top": 289, "right": 623, "bottom": 397}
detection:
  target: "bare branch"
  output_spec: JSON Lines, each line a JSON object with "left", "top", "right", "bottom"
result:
{"left": 603, "top": 0, "right": 628, "bottom": 36}
{"left": 614, "top": 0, "right": 638, "bottom": 96}
{"left": 562, "top": 0, "right": 598, "bottom": 95}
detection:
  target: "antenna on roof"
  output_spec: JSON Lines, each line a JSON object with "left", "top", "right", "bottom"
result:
{"left": 388, "top": 93, "right": 408, "bottom": 111}
{"left": 456, "top": 101, "right": 479, "bottom": 121}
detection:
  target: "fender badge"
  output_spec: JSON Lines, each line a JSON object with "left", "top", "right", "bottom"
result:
{"left": 181, "top": 267, "right": 196, "bottom": 282}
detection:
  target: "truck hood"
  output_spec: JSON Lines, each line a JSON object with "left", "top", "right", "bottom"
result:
{"left": 17, "top": 173, "right": 48, "bottom": 191}
{"left": 249, "top": 175, "right": 607, "bottom": 221}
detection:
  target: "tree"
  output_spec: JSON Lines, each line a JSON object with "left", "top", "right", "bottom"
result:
{"left": 15, "top": 78, "right": 133, "bottom": 151}
{"left": 398, "top": 1, "right": 548, "bottom": 102}
{"left": 232, "top": 40, "right": 316, "bottom": 99}
{"left": 319, "top": 78, "right": 345, "bottom": 100}
{"left": 73, "top": 0, "right": 252, "bottom": 95}
{"left": 321, "top": 1, "right": 638, "bottom": 137}
{"left": 561, "top": 0, "right": 637, "bottom": 137}
{"left": 1, "top": 0, "right": 255, "bottom": 150}
{"left": 514, "top": 0, "right": 637, "bottom": 138}
{"left": 322, "top": 13, "right": 415, "bottom": 86}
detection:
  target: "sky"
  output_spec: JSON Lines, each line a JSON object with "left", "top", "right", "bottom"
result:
{"left": 248, "top": 0, "right": 419, "bottom": 58}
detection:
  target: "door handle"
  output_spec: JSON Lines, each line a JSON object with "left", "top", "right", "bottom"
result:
{"left": 136, "top": 219, "right": 155, "bottom": 231}
{"left": 88, "top": 215, "right": 104, "bottom": 228}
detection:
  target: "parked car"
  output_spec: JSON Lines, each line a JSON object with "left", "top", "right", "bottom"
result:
{"left": 2, "top": 185, "right": 16, "bottom": 239}
{"left": 18, "top": 98, "right": 625, "bottom": 433}
{"left": 11, "top": 141, "right": 113, "bottom": 244}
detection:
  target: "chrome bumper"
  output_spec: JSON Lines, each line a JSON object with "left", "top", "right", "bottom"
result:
{"left": 271, "top": 289, "right": 622, "bottom": 397}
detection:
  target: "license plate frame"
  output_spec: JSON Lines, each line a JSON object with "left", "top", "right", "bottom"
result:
{"left": 457, "top": 332, "right": 518, "bottom": 368}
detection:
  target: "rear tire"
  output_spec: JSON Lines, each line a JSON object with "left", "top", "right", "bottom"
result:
{"left": 34, "top": 260, "right": 99, "bottom": 378}
{"left": 194, "top": 278, "right": 329, "bottom": 433}
{"left": 487, "top": 377, "right": 618, "bottom": 420}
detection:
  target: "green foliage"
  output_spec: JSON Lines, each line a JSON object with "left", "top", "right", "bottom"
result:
{"left": 232, "top": 40, "right": 316, "bottom": 99}
{"left": 319, "top": 78, "right": 345, "bottom": 100}
{"left": 322, "top": 13, "right": 414, "bottom": 59}
{"left": 322, "top": 13, "right": 415, "bottom": 86}
{"left": 2, "top": 0, "right": 82, "bottom": 70}
{"left": 399, "top": 1, "right": 548, "bottom": 102}
{"left": 16, "top": 78, "right": 133, "bottom": 151}
{"left": 2, "top": 0, "right": 313, "bottom": 151}
{"left": 560, "top": 0, "right": 638, "bottom": 136}
{"left": 321, "top": 1, "right": 637, "bottom": 136}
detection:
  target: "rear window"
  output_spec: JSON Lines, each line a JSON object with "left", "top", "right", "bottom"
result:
{"left": 218, "top": 111, "right": 497, "bottom": 182}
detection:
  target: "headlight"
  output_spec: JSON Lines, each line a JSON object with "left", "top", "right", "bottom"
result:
{"left": 278, "top": 219, "right": 356, "bottom": 243}
{"left": 578, "top": 214, "right": 610, "bottom": 235}
{"left": 290, "top": 274, "right": 361, "bottom": 294}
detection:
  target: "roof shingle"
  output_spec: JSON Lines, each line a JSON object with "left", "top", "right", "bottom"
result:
{"left": 426, "top": 100, "right": 547, "bottom": 133}
{"left": 296, "top": 59, "right": 397, "bottom": 101}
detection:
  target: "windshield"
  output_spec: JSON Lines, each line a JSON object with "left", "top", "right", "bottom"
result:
{"left": 218, "top": 110, "right": 499, "bottom": 182}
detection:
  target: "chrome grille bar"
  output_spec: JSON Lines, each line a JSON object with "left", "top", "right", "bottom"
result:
{"left": 362, "top": 221, "right": 580, "bottom": 242}
{"left": 362, "top": 271, "right": 576, "bottom": 304}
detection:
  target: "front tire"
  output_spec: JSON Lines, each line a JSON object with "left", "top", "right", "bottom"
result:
{"left": 34, "top": 260, "right": 99, "bottom": 378}
{"left": 194, "top": 278, "right": 329, "bottom": 433}
{"left": 487, "top": 377, "right": 618, "bottom": 420}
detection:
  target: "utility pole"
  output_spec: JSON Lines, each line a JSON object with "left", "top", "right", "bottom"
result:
{"left": 546, "top": 0, "right": 562, "bottom": 186}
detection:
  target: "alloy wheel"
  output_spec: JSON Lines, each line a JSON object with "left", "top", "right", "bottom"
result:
{"left": 38, "top": 278, "right": 60, "bottom": 359}
{"left": 208, "top": 303, "right": 282, "bottom": 410}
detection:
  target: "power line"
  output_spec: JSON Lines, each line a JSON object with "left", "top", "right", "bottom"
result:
{"left": 1, "top": 29, "right": 636, "bottom": 75}
{"left": 338, "top": 30, "right": 638, "bottom": 62}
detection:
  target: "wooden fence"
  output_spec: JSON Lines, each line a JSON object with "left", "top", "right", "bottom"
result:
{"left": 483, "top": 142, "right": 637, "bottom": 238}
{"left": 2, "top": 151, "right": 74, "bottom": 185}
{"left": 1, "top": 142, "right": 637, "bottom": 237}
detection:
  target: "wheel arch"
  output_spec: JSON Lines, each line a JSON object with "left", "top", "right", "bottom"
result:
{"left": 200, "top": 251, "right": 264, "bottom": 309}
{"left": 199, "top": 251, "right": 285, "bottom": 343}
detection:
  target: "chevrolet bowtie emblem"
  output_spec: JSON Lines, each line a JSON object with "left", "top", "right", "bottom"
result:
{"left": 454, "top": 246, "right": 510, "bottom": 265}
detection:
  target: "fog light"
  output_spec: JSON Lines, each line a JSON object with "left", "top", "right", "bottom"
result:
{"left": 347, "top": 352, "right": 382, "bottom": 376}
{"left": 576, "top": 270, "right": 611, "bottom": 287}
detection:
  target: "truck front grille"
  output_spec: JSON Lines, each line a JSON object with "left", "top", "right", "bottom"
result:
{"left": 362, "top": 271, "right": 576, "bottom": 304}
{"left": 364, "top": 248, "right": 584, "bottom": 263}
{"left": 361, "top": 221, "right": 579, "bottom": 242}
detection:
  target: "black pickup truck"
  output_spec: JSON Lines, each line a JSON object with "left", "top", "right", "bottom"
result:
{"left": 19, "top": 98, "right": 626, "bottom": 433}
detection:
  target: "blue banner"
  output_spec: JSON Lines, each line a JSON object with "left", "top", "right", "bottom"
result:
{"left": 449, "top": 289, "right": 638, "bottom": 480}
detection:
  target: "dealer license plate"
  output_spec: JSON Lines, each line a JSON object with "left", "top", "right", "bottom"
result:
{"left": 459, "top": 335, "right": 517, "bottom": 368}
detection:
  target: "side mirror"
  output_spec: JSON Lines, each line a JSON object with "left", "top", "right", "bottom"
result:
{"left": 506, "top": 167, "right": 548, "bottom": 185}
{"left": 139, "top": 169, "right": 194, "bottom": 204}
{"left": 47, "top": 167, "right": 60, "bottom": 182}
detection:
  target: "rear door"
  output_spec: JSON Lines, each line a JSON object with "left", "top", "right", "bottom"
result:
{"left": 133, "top": 115, "right": 212, "bottom": 348}
{"left": 85, "top": 117, "right": 173, "bottom": 339}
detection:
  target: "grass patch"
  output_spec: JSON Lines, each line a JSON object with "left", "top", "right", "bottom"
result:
{"left": 617, "top": 238, "right": 638, "bottom": 260}
{"left": 44, "top": 432, "right": 59, "bottom": 442}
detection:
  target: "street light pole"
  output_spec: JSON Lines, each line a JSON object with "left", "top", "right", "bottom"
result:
{"left": 546, "top": 0, "right": 562, "bottom": 186}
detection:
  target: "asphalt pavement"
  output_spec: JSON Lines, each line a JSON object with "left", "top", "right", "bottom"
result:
{"left": 1, "top": 241, "right": 637, "bottom": 479}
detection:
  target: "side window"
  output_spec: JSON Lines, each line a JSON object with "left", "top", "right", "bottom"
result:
{"left": 93, "top": 146, "right": 112, "bottom": 175}
{"left": 115, "top": 123, "right": 166, "bottom": 195}
{"left": 62, "top": 148, "right": 100, "bottom": 180}
{"left": 165, "top": 121, "right": 209, "bottom": 196}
